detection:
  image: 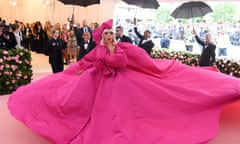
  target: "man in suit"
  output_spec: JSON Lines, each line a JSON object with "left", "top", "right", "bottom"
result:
{"left": 133, "top": 18, "right": 154, "bottom": 55}
{"left": 47, "top": 30, "right": 64, "bottom": 73}
{"left": 115, "top": 26, "right": 132, "bottom": 43}
{"left": 77, "top": 32, "right": 96, "bottom": 60}
{"left": 74, "top": 19, "right": 92, "bottom": 47}
{"left": 0, "top": 24, "right": 17, "bottom": 50}
{"left": 193, "top": 28, "right": 216, "bottom": 66}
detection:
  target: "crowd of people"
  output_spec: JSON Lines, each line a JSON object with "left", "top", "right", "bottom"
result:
{"left": 1, "top": 17, "right": 236, "bottom": 73}
{"left": 0, "top": 18, "right": 99, "bottom": 73}
{"left": 1, "top": 17, "right": 158, "bottom": 73}
{"left": 154, "top": 21, "right": 236, "bottom": 57}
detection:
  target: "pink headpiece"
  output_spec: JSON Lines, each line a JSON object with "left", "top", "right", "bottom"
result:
{"left": 93, "top": 19, "right": 113, "bottom": 45}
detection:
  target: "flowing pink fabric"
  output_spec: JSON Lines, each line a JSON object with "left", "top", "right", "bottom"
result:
{"left": 8, "top": 42, "right": 240, "bottom": 144}
{"left": 8, "top": 18, "right": 240, "bottom": 143}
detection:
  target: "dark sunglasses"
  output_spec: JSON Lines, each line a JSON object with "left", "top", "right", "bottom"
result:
{"left": 104, "top": 31, "right": 114, "bottom": 35}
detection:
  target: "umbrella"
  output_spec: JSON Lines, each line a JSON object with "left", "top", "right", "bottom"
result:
{"left": 122, "top": 0, "right": 160, "bottom": 19}
{"left": 58, "top": 0, "right": 100, "bottom": 29}
{"left": 122, "top": 0, "right": 160, "bottom": 9}
{"left": 171, "top": 1, "right": 213, "bottom": 19}
{"left": 58, "top": 0, "right": 100, "bottom": 7}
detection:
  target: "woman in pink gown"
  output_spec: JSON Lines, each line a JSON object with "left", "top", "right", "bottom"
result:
{"left": 8, "top": 19, "right": 240, "bottom": 144}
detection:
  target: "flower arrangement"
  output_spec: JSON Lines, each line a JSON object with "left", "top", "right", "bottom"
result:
{"left": 151, "top": 47, "right": 240, "bottom": 78}
{"left": 0, "top": 49, "right": 33, "bottom": 95}
{"left": 216, "top": 59, "right": 240, "bottom": 77}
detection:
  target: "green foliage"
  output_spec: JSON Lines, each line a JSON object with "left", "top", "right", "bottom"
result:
{"left": 151, "top": 48, "right": 200, "bottom": 66}
{"left": 154, "top": 7, "right": 173, "bottom": 23}
{"left": 211, "top": 3, "right": 237, "bottom": 22}
{"left": 151, "top": 48, "right": 240, "bottom": 78}
{"left": 0, "top": 49, "right": 33, "bottom": 95}
{"left": 153, "top": 3, "right": 210, "bottom": 24}
{"left": 153, "top": 2, "right": 239, "bottom": 24}
{"left": 216, "top": 59, "right": 240, "bottom": 77}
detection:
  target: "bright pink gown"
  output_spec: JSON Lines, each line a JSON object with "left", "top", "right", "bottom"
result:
{"left": 8, "top": 42, "right": 240, "bottom": 144}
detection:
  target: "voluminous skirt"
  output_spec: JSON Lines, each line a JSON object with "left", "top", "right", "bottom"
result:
{"left": 8, "top": 42, "right": 240, "bottom": 144}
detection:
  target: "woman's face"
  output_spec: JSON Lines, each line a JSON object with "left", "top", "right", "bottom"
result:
{"left": 53, "top": 30, "right": 60, "bottom": 38}
{"left": 103, "top": 30, "right": 114, "bottom": 44}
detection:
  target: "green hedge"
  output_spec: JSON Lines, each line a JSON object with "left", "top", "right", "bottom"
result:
{"left": 0, "top": 49, "right": 33, "bottom": 95}
{"left": 151, "top": 48, "right": 240, "bottom": 78}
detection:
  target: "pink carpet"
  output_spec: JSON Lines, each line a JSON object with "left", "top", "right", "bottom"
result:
{"left": 0, "top": 72, "right": 51, "bottom": 144}
{"left": 209, "top": 101, "right": 240, "bottom": 144}
{"left": 1, "top": 72, "right": 240, "bottom": 144}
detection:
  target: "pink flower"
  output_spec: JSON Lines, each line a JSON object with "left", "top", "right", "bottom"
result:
{"left": 4, "top": 71, "right": 10, "bottom": 75}
{"left": 14, "top": 55, "right": 20, "bottom": 61}
{"left": 16, "top": 73, "right": 22, "bottom": 77}
{"left": 23, "top": 75, "right": 28, "bottom": 79}
{"left": 11, "top": 79, "right": 16, "bottom": 84}
{"left": 5, "top": 64, "right": 10, "bottom": 68}
{"left": 3, "top": 50, "right": 8, "bottom": 55}
{"left": 0, "top": 65, "right": 3, "bottom": 70}
{"left": 6, "top": 57, "right": 12, "bottom": 61}
{"left": 24, "top": 59, "right": 30, "bottom": 64}
{"left": 11, "top": 65, "right": 18, "bottom": 71}
{"left": 5, "top": 81, "right": 10, "bottom": 85}
{"left": 19, "top": 52, "right": 24, "bottom": 56}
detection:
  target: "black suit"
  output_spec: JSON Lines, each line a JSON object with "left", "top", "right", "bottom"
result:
{"left": 116, "top": 35, "right": 132, "bottom": 43}
{"left": 47, "top": 38, "right": 64, "bottom": 73}
{"left": 134, "top": 27, "right": 154, "bottom": 55}
{"left": 195, "top": 35, "right": 216, "bottom": 66}
{"left": 74, "top": 26, "right": 92, "bottom": 46}
{"left": 4, "top": 31, "right": 17, "bottom": 49}
{"left": 77, "top": 40, "right": 96, "bottom": 60}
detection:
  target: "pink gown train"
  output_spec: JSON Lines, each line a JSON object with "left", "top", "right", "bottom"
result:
{"left": 8, "top": 42, "right": 240, "bottom": 144}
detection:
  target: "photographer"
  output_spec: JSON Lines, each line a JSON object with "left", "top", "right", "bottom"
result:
{"left": 0, "top": 23, "right": 17, "bottom": 50}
